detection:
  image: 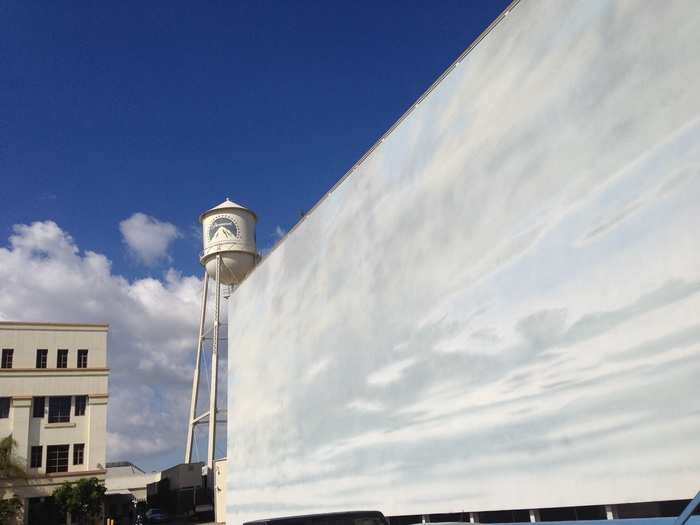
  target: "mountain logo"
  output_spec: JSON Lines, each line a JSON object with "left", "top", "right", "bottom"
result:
{"left": 208, "top": 216, "right": 238, "bottom": 242}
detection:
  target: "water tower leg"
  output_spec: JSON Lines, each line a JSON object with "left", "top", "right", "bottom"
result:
{"left": 208, "top": 254, "right": 222, "bottom": 470}
{"left": 185, "top": 269, "right": 209, "bottom": 463}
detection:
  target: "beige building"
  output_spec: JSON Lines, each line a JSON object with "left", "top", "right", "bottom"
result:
{"left": 0, "top": 321, "right": 109, "bottom": 524}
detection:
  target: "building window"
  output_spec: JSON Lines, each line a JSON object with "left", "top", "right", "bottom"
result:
{"left": 30, "top": 446, "right": 43, "bottom": 468}
{"left": 77, "top": 349, "right": 88, "bottom": 369}
{"left": 1, "top": 349, "right": 13, "bottom": 369}
{"left": 57, "top": 349, "right": 68, "bottom": 368}
{"left": 46, "top": 445, "right": 69, "bottom": 473}
{"left": 36, "top": 349, "right": 48, "bottom": 369}
{"left": 33, "top": 397, "right": 45, "bottom": 418}
{"left": 73, "top": 443, "right": 85, "bottom": 465}
{"left": 74, "top": 395, "right": 87, "bottom": 416}
{"left": 0, "top": 398, "right": 9, "bottom": 418}
{"left": 48, "top": 396, "right": 71, "bottom": 423}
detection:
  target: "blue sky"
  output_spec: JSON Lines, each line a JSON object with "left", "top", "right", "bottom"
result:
{"left": 0, "top": 1, "right": 511, "bottom": 470}
{"left": 2, "top": 0, "right": 510, "bottom": 278}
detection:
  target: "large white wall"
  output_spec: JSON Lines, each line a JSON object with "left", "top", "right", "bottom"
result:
{"left": 227, "top": 1, "right": 700, "bottom": 523}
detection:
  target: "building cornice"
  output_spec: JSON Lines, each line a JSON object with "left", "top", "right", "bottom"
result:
{"left": 0, "top": 367, "right": 109, "bottom": 375}
{"left": 47, "top": 469, "right": 107, "bottom": 479}
{"left": 0, "top": 321, "right": 108, "bottom": 331}
{"left": 1, "top": 470, "right": 108, "bottom": 488}
{"left": 89, "top": 394, "right": 109, "bottom": 405}
{"left": 6, "top": 394, "right": 108, "bottom": 404}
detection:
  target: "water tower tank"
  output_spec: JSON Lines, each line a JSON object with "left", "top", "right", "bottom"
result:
{"left": 200, "top": 198, "right": 257, "bottom": 285}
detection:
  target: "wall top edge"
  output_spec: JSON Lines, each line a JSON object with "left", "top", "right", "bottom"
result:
{"left": 0, "top": 321, "right": 109, "bottom": 331}
{"left": 237, "top": 0, "right": 522, "bottom": 288}
{"left": 1, "top": 391, "right": 109, "bottom": 398}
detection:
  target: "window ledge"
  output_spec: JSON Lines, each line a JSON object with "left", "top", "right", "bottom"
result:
{"left": 44, "top": 422, "right": 76, "bottom": 429}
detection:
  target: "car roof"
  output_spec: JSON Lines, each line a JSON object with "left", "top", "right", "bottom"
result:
{"left": 244, "top": 510, "right": 386, "bottom": 525}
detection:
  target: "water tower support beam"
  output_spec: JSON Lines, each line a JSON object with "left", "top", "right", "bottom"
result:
{"left": 208, "top": 254, "right": 222, "bottom": 470}
{"left": 185, "top": 269, "right": 209, "bottom": 463}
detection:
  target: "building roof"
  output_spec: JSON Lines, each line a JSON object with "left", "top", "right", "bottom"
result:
{"left": 106, "top": 461, "right": 145, "bottom": 473}
{"left": 199, "top": 198, "right": 257, "bottom": 222}
{"left": 243, "top": 511, "right": 386, "bottom": 525}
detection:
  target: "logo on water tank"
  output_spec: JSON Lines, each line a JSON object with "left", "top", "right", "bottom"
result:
{"left": 208, "top": 216, "right": 239, "bottom": 242}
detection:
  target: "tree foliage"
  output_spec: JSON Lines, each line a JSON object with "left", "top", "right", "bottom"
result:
{"left": 53, "top": 477, "right": 106, "bottom": 524}
{"left": 0, "top": 434, "right": 26, "bottom": 525}
{"left": 0, "top": 435, "right": 27, "bottom": 481}
{"left": 0, "top": 497, "right": 22, "bottom": 525}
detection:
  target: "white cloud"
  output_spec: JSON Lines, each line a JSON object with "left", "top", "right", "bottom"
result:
{"left": 346, "top": 399, "right": 384, "bottom": 412}
{"left": 274, "top": 225, "right": 286, "bottom": 239}
{"left": 366, "top": 357, "right": 418, "bottom": 386}
{"left": 119, "top": 212, "right": 180, "bottom": 266}
{"left": 0, "top": 221, "right": 202, "bottom": 467}
{"left": 304, "top": 357, "right": 331, "bottom": 383}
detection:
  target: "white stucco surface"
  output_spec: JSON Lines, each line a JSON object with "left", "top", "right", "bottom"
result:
{"left": 227, "top": 1, "right": 700, "bottom": 523}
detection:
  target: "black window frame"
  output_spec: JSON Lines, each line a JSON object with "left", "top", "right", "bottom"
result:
{"left": 46, "top": 445, "right": 69, "bottom": 473}
{"left": 1, "top": 348, "right": 13, "bottom": 369}
{"left": 57, "top": 349, "right": 68, "bottom": 369}
{"left": 48, "top": 396, "right": 71, "bottom": 423}
{"left": 0, "top": 397, "right": 9, "bottom": 418}
{"left": 30, "top": 446, "right": 43, "bottom": 468}
{"left": 77, "top": 349, "right": 88, "bottom": 369}
{"left": 32, "top": 396, "right": 45, "bottom": 418}
{"left": 36, "top": 349, "right": 48, "bottom": 369}
{"left": 74, "top": 395, "right": 87, "bottom": 416}
{"left": 73, "top": 443, "right": 85, "bottom": 465}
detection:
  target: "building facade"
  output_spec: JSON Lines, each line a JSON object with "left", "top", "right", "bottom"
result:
{"left": 145, "top": 462, "right": 212, "bottom": 519}
{"left": 0, "top": 321, "right": 109, "bottom": 524}
{"left": 225, "top": 1, "right": 700, "bottom": 523}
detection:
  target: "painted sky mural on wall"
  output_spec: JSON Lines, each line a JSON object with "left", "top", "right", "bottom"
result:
{"left": 227, "top": 1, "right": 700, "bottom": 523}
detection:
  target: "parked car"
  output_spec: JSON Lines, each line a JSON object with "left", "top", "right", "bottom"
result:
{"left": 244, "top": 510, "right": 389, "bottom": 525}
{"left": 145, "top": 507, "right": 171, "bottom": 523}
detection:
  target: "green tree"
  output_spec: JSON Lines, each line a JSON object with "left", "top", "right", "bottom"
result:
{"left": 0, "top": 435, "right": 27, "bottom": 481}
{"left": 0, "top": 434, "right": 27, "bottom": 525}
{"left": 0, "top": 497, "right": 22, "bottom": 525}
{"left": 53, "top": 477, "right": 106, "bottom": 525}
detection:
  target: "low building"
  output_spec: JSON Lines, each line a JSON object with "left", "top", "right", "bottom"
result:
{"left": 146, "top": 462, "right": 212, "bottom": 519}
{"left": 0, "top": 321, "right": 109, "bottom": 524}
{"left": 105, "top": 461, "right": 160, "bottom": 502}
{"left": 105, "top": 461, "right": 160, "bottom": 522}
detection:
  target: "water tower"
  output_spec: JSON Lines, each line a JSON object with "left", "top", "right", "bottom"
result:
{"left": 185, "top": 198, "right": 258, "bottom": 469}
